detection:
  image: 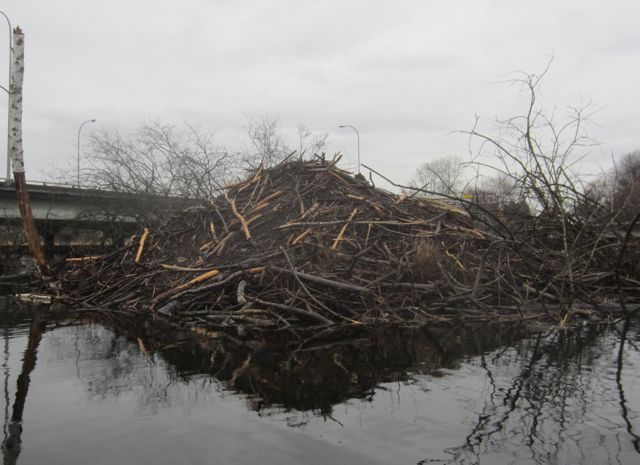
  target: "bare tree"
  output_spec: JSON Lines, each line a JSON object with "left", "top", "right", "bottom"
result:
{"left": 408, "top": 155, "right": 465, "bottom": 196}
{"left": 54, "top": 121, "right": 239, "bottom": 229}
{"left": 243, "top": 112, "right": 290, "bottom": 169}
{"left": 463, "top": 64, "right": 629, "bottom": 305}
{"left": 582, "top": 150, "right": 640, "bottom": 222}
{"left": 242, "top": 113, "right": 329, "bottom": 169}
{"left": 612, "top": 151, "right": 640, "bottom": 222}
{"left": 59, "top": 117, "right": 331, "bottom": 229}
{"left": 467, "top": 64, "right": 599, "bottom": 218}
{"left": 82, "top": 121, "right": 234, "bottom": 200}
{"left": 296, "top": 123, "right": 329, "bottom": 158}
{"left": 466, "top": 173, "right": 530, "bottom": 219}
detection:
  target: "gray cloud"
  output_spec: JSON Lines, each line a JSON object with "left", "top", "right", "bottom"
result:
{"left": 1, "top": 0, "right": 639, "bottom": 185}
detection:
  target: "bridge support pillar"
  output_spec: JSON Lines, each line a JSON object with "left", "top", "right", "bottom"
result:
{"left": 43, "top": 231, "right": 55, "bottom": 259}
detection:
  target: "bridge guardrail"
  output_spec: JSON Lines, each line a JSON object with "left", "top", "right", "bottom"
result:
{"left": 2, "top": 177, "right": 100, "bottom": 190}
{"left": 1, "top": 178, "right": 204, "bottom": 203}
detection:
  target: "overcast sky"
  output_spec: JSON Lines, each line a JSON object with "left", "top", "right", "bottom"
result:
{"left": 1, "top": 0, "right": 639, "bottom": 186}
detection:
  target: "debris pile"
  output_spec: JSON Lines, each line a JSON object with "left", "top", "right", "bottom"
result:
{"left": 57, "top": 158, "right": 490, "bottom": 331}
{"left": 55, "top": 157, "right": 640, "bottom": 332}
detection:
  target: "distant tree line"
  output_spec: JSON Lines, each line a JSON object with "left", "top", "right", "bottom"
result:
{"left": 407, "top": 151, "right": 640, "bottom": 225}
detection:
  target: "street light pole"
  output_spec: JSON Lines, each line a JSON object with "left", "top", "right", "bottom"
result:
{"left": 338, "top": 125, "right": 360, "bottom": 174}
{"left": 77, "top": 119, "right": 96, "bottom": 188}
{"left": 1, "top": 10, "right": 11, "bottom": 185}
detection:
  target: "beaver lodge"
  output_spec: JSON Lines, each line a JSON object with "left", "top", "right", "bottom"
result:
{"left": 52, "top": 157, "right": 640, "bottom": 337}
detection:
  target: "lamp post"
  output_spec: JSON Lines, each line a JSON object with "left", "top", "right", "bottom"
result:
{"left": 338, "top": 124, "right": 360, "bottom": 174}
{"left": 1, "top": 10, "right": 11, "bottom": 185}
{"left": 77, "top": 119, "right": 96, "bottom": 188}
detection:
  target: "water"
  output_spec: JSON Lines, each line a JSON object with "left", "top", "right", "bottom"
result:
{"left": 1, "top": 303, "right": 639, "bottom": 465}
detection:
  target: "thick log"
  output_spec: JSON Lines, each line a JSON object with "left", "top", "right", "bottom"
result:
{"left": 8, "top": 27, "right": 50, "bottom": 278}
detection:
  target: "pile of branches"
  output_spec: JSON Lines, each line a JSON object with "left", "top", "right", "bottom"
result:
{"left": 53, "top": 157, "right": 639, "bottom": 333}
{"left": 56, "top": 158, "right": 490, "bottom": 329}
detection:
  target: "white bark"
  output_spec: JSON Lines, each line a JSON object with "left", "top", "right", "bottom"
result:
{"left": 8, "top": 27, "right": 24, "bottom": 174}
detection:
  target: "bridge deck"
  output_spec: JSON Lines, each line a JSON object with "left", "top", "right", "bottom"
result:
{"left": 0, "top": 183, "right": 193, "bottom": 223}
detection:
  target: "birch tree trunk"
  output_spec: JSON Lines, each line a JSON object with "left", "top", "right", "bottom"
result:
{"left": 8, "top": 27, "right": 51, "bottom": 278}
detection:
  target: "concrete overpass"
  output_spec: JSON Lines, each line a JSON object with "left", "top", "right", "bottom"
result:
{"left": 0, "top": 181, "right": 194, "bottom": 255}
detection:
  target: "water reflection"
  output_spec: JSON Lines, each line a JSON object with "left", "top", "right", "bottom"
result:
{"left": 42, "top": 324, "right": 223, "bottom": 414}
{"left": 1, "top": 303, "right": 48, "bottom": 465}
{"left": 159, "top": 324, "right": 532, "bottom": 416}
{"left": 616, "top": 319, "right": 640, "bottom": 454}
{"left": 445, "top": 323, "right": 640, "bottom": 465}
{"left": 0, "top": 303, "right": 638, "bottom": 465}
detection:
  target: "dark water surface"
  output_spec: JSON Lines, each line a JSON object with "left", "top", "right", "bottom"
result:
{"left": 1, "top": 304, "right": 639, "bottom": 465}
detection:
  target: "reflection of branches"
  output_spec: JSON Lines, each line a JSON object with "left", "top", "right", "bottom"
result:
{"left": 615, "top": 319, "right": 640, "bottom": 453}
{"left": 448, "top": 324, "right": 640, "bottom": 465}
{"left": 6, "top": 312, "right": 640, "bottom": 465}
{"left": 460, "top": 333, "right": 545, "bottom": 463}
{"left": 46, "top": 326, "right": 170, "bottom": 411}
{"left": 114, "top": 322, "right": 531, "bottom": 425}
